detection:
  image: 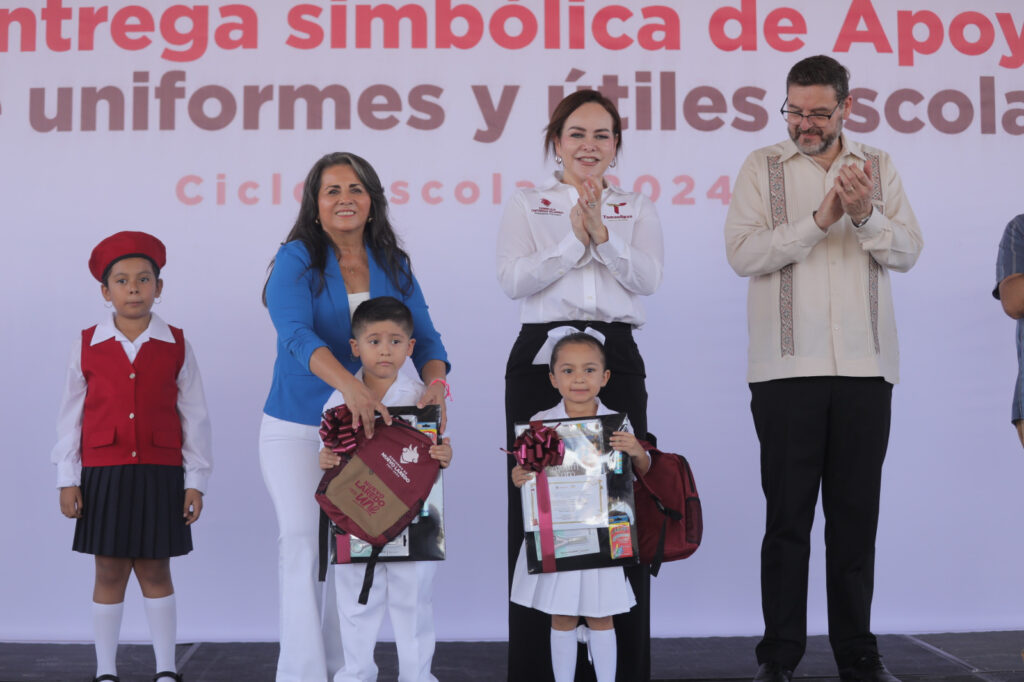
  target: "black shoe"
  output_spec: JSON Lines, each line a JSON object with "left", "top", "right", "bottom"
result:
{"left": 838, "top": 655, "right": 900, "bottom": 682}
{"left": 93, "top": 676, "right": 119, "bottom": 682}
{"left": 153, "top": 673, "right": 182, "bottom": 682}
{"left": 754, "top": 662, "right": 794, "bottom": 682}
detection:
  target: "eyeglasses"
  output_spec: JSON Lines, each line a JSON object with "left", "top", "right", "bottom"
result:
{"left": 780, "top": 100, "right": 842, "bottom": 125}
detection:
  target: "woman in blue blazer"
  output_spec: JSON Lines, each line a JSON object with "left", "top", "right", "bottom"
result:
{"left": 259, "top": 152, "right": 449, "bottom": 681}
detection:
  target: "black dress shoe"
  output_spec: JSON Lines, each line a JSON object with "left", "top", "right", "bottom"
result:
{"left": 93, "top": 676, "right": 119, "bottom": 682}
{"left": 754, "top": 661, "right": 794, "bottom": 682}
{"left": 153, "top": 672, "right": 183, "bottom": 682}
{"left": 838, "top": 654, "right": 900, "bottom": 682}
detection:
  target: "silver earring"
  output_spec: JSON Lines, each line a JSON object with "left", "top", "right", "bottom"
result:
{"left": 555, "top": 157, "right": 562, "bottom": 165}
{"left": 610, "top": 158, "right": 617, "bottom": 168}
{"left": 154, "top": 297, "right": 162, "bottom": 305}
{"left": 104, "top": 301, "right": 113, "bottom": 309}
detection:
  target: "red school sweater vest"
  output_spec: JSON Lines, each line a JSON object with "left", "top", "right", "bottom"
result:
{"left": 80, "top": 325, "right": 186, "bottom": 468}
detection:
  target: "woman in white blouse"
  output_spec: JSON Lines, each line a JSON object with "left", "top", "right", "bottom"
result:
{"left": 496, "top": 89, "right": 664, "bottom": 682}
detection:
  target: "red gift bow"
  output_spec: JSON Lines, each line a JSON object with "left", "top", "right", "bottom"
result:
{"left": 508, "top": 422, "right": 565, "bottom": 472}
{"left": 320, "top": 405, "right": 359, "bottom": 457}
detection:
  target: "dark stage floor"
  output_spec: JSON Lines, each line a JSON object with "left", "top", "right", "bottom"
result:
{"left": 2, "top": 632, "right": 1023, "bottom": 681}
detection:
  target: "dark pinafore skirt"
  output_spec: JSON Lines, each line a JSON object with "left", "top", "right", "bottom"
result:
{"left": 73, "top": 463, "right": 192, "bottom": 559}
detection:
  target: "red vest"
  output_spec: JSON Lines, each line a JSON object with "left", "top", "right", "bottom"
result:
{"left": 80, "top": 325, "right": 186, "bottom": 468}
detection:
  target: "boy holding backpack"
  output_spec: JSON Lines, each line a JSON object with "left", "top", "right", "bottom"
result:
{"left": 319, "top": 296, "right": 452, "bottom": 682}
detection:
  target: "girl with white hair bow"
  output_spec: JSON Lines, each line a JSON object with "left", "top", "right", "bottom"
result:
{"left": 496, "top": 88, "right": 664, "bottom": 682}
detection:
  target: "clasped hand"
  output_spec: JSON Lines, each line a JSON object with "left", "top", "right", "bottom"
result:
{"left": 570, "top": 176, "right": 608, "bottom": 246}
{"left": 815, "top": 158, "right": 874, "bottom": 230}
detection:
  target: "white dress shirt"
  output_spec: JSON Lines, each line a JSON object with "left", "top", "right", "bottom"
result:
{"left": 497, "top": 173, "right": 664, "bottom": 326}
{"left": 51, "top": 313, "right": 213, "bottom": 492}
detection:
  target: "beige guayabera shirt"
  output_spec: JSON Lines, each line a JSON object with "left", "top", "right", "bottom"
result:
{"left": 724, "top": 134, "right": 923, "bottom": 385}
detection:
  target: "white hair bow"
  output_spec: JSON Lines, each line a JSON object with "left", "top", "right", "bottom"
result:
{"left": 532, "top": 325, "right": 607, "bottom": 365}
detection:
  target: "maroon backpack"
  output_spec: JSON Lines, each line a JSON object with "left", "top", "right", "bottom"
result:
{"left": 315, "top": 407, "right": 439, "bottom": 603}
{"left": 633, "top": 437, "right": 703, "bottom": 576}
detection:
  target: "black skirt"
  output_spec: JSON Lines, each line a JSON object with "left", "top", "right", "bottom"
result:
{"left": 505, "top": 321, "right": 651, "bottom": 682}
{"left": 73, "top": 464, "right": 193, "bottom": 559}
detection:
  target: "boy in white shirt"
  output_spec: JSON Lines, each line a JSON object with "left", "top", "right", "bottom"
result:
{"left": 319, "top": 296, "right": 452, "bottom": 682}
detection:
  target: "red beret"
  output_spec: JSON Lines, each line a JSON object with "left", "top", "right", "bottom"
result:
{"left": 89, "top": 231, "right": 167, "bottom": 282}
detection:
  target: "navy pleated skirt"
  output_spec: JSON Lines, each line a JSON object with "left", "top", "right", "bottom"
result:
{"left": 73, "top": 464, "right": 193, "bottom": 559}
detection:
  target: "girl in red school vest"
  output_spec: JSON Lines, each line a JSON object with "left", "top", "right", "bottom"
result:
{"left": 52, "top": 232, "right": 213, "bottom": 682}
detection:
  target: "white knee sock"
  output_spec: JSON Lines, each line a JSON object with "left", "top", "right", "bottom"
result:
{"left": 550, "top": 628, "right": 578, "bottom": 682}
{"left": 93, "top": 601, "right": 124, "bottom": 676}
{"left": 143, "top": 594, "right": 177, "bottom": 673}
{"left": 588, "top": 628, "right": 617, "bottom": 682}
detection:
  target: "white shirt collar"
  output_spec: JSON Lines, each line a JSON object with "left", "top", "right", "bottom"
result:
{"left": 540, "top": 171, "right": 629, "bottom": 197}
{"left": 781, "top": 132, "right": 866, "bottom": 165}
{"left": 352, "top": 367, "right": 418, "bottom": 405}
{"left": 547, "top": 397, "right": 612, "bottom": 420}
{"left": 91, "top": 312, "right": 175, "bottom": 346}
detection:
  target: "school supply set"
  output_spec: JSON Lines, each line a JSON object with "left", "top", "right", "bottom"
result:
{"left": 511, "top": 419, "right": 703, "bottom": 576}
{"left": 316, "top": 405, "right": 445, "bottom": 604}
{"left": 511, "top": 414, "right": 640, "bottom": 574}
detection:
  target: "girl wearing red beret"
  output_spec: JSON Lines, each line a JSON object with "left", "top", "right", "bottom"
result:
{"left": 52, "top": 231, "right": 213, "bottom": 682}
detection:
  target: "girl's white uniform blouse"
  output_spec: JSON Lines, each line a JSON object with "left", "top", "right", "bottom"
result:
{"left": 509, "top": 398, "right": 637, "bottom": 617}
{"left": 496, "top": 173, "right": 664, "bottom": 326}
{"left": 51, "top": 313, "right": 213, "bottom": 493}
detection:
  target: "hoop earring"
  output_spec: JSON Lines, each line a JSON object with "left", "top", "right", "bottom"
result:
{"left": 154, "top": 297, "right": 162, "bottom": 305}
{"left": 610, "top": 158, "right": 617, "bottom": 168}
{"left": 104, "top": 301, "right": 113, "bottom": 309}
{"left": 315, "top": 217, "right": 321, "bottom": 225}
{"left": 555, "top": 157, "right": 563, "bottom": 165}
{"left": 367, "top": 216, "right": 374, "bottom": 223}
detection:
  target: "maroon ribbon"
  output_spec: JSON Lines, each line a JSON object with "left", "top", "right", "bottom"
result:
{"left": 320, "top": 405, "right": 359, "bottom": 457}
{"left": 335, "top": 531, "right": 351, "bottom": 564}
{"left": 508, "top": 421, "right": 565, "bottom": 472}
{"left": 534, "top": 470, "right": 557, "bottom": 573}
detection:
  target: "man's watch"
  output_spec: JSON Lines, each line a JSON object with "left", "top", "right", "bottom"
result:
{"left": 852, "top": 211, "right": 872, "bottom": 228}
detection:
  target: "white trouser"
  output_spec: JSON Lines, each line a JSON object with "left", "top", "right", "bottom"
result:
{"left": 259, "top": 414, "right": 344, "bottom": 682}
{"left": 332, "top": 561, "right": 438, "bottom": 682}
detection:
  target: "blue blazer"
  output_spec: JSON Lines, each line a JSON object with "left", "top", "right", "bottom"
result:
{"left": 263, "top": 240, "right": 449, "bottom": 425}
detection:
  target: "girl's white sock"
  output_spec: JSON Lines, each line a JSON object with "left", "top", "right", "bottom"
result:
{"left": 588, "top": 627, "right": 617, "bottom": 682}
{"left": 92, "top": 601, "right": 124, "bottom": 676}
{"left": 550, "top": 627, "right": 578, "bottom": 682}
{"left": 143, "top": 594, "right": 177, "bottom": 673}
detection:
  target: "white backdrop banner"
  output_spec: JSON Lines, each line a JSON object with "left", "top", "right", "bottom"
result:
{"left": 3, "top": 0, "right": 1023, "bottom": 642}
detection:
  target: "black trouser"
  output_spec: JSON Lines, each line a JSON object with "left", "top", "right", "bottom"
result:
{"left": 750, "top": 376, "right": 892, "bottom": 670}
{"left": 505, "top": 321, "right": 651, "bottom": 682}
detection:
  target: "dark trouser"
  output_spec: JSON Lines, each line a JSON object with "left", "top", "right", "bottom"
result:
{"left": 750, "top": 376, "right": 892, "bottom": 670}
{"left": 505, "top": 321, "right": 651, "bottom": 682}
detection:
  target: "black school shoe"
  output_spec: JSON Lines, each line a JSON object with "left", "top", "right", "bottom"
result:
{"left": 93, "top": 676, "right": 119, "bottom": 682}
{"left": 153, "top": 672, "right": 182, "bottom": 682}
{"left": 838, "top": 654, "right": 901, "bottom": 682}
{"left": 753, "top": 661, "right": 794, "bottom": 682}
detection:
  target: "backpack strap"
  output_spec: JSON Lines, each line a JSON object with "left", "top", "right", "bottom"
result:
{"left": 358, "top": 545, "right": 385, "bottom": 605}
{"left": 318, "top": 508, "right": 329, "bottom": 582}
